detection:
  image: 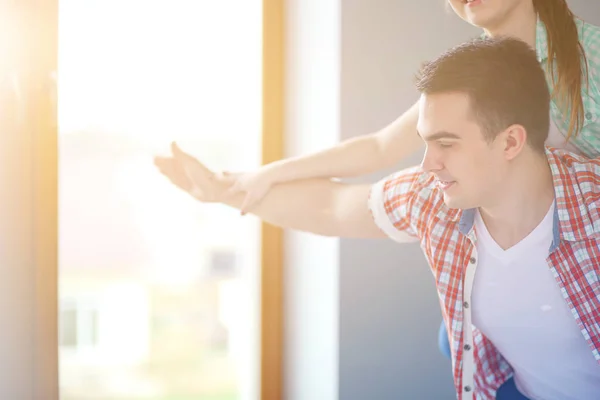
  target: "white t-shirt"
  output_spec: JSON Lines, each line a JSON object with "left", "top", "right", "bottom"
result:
{"left": 471, "top": 202, "right": 600, "bottom": 399}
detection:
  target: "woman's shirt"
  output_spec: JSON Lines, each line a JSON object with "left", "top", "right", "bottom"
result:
{"left": 537, "top": 17, "right": 600, "bottom": 157}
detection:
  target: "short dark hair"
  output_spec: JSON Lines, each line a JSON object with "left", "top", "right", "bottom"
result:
{"left": 415, "top": 36, "right": 550, "bottom": 152}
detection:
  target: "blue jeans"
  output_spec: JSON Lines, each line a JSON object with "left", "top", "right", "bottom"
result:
{"left": 438, "top": 321, "right": 452, "bottom": 359}
{"left": 438, "top": 322, "right": 530, "bottom": 400}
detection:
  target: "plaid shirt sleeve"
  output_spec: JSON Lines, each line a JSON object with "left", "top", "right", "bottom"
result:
{"left": 368, "top": 166, "right": 438, "bottom": 243}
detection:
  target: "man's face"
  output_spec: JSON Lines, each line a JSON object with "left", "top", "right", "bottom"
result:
{"left": 417, "top": 92, "right": 508, "bottom": 210}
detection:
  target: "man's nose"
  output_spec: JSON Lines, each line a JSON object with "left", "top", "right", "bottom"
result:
{"left": 420, "top": 146, "right": 443, "bottom": 173}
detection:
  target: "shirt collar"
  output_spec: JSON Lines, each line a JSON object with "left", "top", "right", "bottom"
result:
{"left": 546, "top": 148, "right": 600, "bottom": 242}
{"left": 456, "top": 148, "right": 600, "bottom": 245}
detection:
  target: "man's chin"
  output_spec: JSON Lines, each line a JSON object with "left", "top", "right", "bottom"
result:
{"left": 442, "top": 193, "right": 470, "bottom": 210}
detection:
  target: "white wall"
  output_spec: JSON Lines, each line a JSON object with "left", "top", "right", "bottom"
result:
{"left": 283, "top": 1, "right": 340, "bottom": 399}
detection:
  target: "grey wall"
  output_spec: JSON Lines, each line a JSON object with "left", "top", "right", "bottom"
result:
{"left": 338, "top": 1, "right": 600, "bottom": 400}
{"left": 338, "top": 3, "right": 475, "bottom": 399}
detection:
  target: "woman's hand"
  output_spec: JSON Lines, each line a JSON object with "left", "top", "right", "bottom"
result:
{"left": 225, "top": 165, "right": 280, "bottom": 215}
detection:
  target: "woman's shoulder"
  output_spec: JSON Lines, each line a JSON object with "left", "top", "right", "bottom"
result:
{"left": 575, "top": 19, "right": 600, "bottom": 102}
{"left": 578, "top": 18, "right": 600, "bottom": 61}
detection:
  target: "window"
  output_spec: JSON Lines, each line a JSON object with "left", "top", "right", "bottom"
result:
{"left": 60, "top": 308, "right": 78, "bottom": 348}
{"left": 58, "top": 1, "right": 264, "bottom": 399}
{"left": 59, "top": 300, "right": 99, "bottom": 349}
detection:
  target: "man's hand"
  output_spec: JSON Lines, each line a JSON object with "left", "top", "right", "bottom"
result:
{"left": 153, "top": 142, "right": 231, "bottom": 202}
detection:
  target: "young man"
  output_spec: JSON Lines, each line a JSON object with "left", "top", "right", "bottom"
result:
{"left": 155, "top": 37, "right": 600, "bottom": 399}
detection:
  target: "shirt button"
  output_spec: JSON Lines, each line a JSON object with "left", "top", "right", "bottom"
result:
{"left": 464, "top": 385, "right": 472, "bottom": 392}
{"left": 463, "top": 301, "right": 470, "bottom": 308}
{"left": 585, "top": 112, "right": 593, "bottom": 120}
{"left": 469, "top": 257, "right": 476, "bottom": 264}
{"left": 464, "top": 344, "right": 471, "bottom": 351}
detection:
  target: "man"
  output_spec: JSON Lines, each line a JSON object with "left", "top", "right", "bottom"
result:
{"left": 155, "top": 37, "right": 600, "bottom": 399}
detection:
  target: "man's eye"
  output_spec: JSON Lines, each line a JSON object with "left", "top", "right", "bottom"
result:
{"left": 438, "top": 142, "right": 453, "bottom": 149}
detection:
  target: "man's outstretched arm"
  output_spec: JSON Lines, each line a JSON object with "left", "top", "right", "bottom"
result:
{"left": 230, "top": 178, "right": 382, "bottom": 238}
{"left": 154, "top": 142, "right": 405, "bottom": 240}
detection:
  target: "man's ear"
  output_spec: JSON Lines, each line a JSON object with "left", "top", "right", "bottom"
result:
{"left": 499, "top": 124, "right": 527, "bottom": 160}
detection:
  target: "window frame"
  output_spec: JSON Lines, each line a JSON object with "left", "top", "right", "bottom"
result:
{"left": 19, "top": 0, "right": 286, "bottom": 398}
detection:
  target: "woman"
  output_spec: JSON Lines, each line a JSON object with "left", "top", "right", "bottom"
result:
{"left": 230, "top": 1, "right": 600, "bottom": 210}
{"left": 227, "top": 0, "right": 600, "bottom": 398}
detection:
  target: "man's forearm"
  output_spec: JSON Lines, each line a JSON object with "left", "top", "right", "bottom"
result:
{"left": 169, "top": 148, "right": 379, "bottom": 238}
{"left": 158, "top": 143, "right": 384, "bottom": 239}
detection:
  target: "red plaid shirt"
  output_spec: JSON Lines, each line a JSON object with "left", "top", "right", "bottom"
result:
{"left": 368, "top": 148, "right": 600, "bottom": 399}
